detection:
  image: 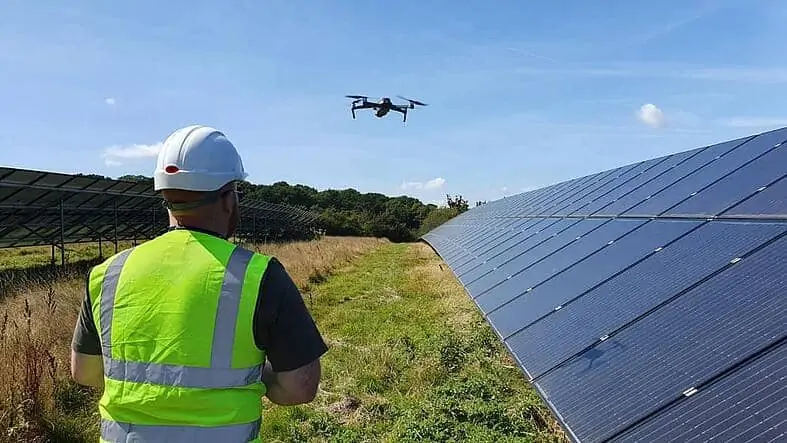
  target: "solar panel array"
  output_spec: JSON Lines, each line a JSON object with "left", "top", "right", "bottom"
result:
{"left": 422, "top": 126, "right": 787, "bottom": 442}
{"left": 0, "top": 167, "right": 321, "bottom": 250}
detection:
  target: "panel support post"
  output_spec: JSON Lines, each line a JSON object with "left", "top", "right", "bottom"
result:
{"left": 59, "top": 199, "right": 65, "bottom": 265}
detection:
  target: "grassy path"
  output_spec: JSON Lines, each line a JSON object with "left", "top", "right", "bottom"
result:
{"left": 260, "top": 242, "right": 567, "bottom": 442}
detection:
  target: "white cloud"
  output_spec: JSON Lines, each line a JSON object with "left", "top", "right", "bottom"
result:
{"left": 104, "top": 97, "right": 116, "bottom": 106}
{"left": 424, "top": 177, "right": 446, "bottom": 189}
{"left": 637, "top": 103, "right": 666, "bottom": 128}
{"left": 401, "top": 177, "right": 446, "bottom": 191}
{"left": 101, "top": 142, "right": 162, "bottom": 166}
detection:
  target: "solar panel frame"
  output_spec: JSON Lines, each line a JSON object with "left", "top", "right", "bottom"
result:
{"left": 0, "top": 167, "right": 322, "bottom": 252}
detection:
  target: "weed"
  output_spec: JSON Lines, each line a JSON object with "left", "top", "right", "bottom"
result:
{"left": 438, "top": 332, "right": 469, "bottom": 374}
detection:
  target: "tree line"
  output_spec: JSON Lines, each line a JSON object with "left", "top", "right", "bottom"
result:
{"left": 236, "top": 180, "right": 471, "bottom": 242}
{"left": 107, "top": 174, "right": 470, "bottom": 242}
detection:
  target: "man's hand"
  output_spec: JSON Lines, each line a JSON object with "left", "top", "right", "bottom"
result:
{"left": 262, "top": 358, "right": 321, "bottom": 405}
{"left": 70, "top": 351, "right": 105, "bottom": 389}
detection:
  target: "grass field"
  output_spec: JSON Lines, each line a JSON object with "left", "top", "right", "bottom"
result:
{"left": 0, "top": 241, "right": 137, "bottom": 271}
{"left": 0, "top": 236, "right": 566, "bottom": 442}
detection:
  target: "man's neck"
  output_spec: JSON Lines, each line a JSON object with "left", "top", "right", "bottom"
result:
{"left": 169, "top": 224, "right": 226, "bottom": 239}
{"left": 168, "top": 213, "right": 227, "bottom": 239}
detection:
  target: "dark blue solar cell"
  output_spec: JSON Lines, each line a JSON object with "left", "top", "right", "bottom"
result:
{"left": 537, "top": 164, "right": 637, "bottom": 216}
{"left": 473, "top": 220, "right": 645, "bottom": 313}
{"left": 723, "top": 175, "right": 787, "bottom": 217}
{"left": 440, "top": 246, "right": 464, "bottom": 266}
{"left": 532, "top": 169, "right": 622, "bottom": 216}
{"left": 596, "top": 137, "right": 751, "bottom": 216}
{"left": 506, "top": 220, "right": 787, "bottom": 379}
{"left": 503, "top": 187, "right": 560, "bottom": 215}
{"left": 524, "top": 174, "right": 606, "bottom": 216}
{"left": 470, "top": 218, "right": 543, "bottom": 256}
{"left": 452, "top": 230, "right": 526, "bottom": 272}
{"left": 665, "top": 143, "right": 787, "bottom": 216}
{"left": 493, "top": 219, "right": 702, "bottom": 346}
{"left": 437, "top": 226, "right": 480, "bottom": 254}
{"left": 459, "top": 218, "right": 575, "bottom": 286}
{"left": 440, "top": 234, "right": 480, "bottom": 256}
{"left": 431, "top": 239, "right": 469, "bottom": 268}
{"left": 559, "top": 158, "right": 660, "bottom": 216}
{"left": 464, "top": 218, "right": 530, "bottom": 253}
{"left": 611, "top": 341, "right": 787, "bottom": 443}
{"left": 456, "top": 222, "right": 557, "bottom": 283}
{"left": 503, "top": 189, "right": 554, "bottom": 216}
{"left": 515, "top": 188, "right": 567, "bottom": 216}
{"left": 533, "top": 233, "right": 787, "bottom": 442}
{"left": 453, "top": 219, "right": 542, "bottom": 275}
{"left": 465, "top": 219, "right": 603, "bottom": 298}
{"left": 576, "top": 149, "right": 699, "bottom": 216}
{"left": 623, "top": 128, "right": 787, "bottom": 216}
{"left": 447, "top": 226, "right": 510, "bottom": 261}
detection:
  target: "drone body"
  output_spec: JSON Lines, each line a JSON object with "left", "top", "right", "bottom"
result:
{"left": 346, "top": 95, "right": 427, "bottom": 122}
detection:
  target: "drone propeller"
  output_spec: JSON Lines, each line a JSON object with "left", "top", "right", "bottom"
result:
{"left": 346, "top": 95, "right": 368, "bottom": 100}
{"left": 397, "top": 95, "right": 428, "bottom": 106}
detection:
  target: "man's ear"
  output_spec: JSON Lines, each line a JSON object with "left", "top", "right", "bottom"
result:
{"left": 221, "top": 189, "right": 235, "bottom": 214}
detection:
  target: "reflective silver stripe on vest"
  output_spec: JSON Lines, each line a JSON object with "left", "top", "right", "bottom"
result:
{"left": 211, "top": 247, "right": 255, "bottom": 367}
{"left": 99, "top": 247, "right": 134, "bottom": 352}
{"left": 102, "top": 357, "right": 262, "bottom": 388}
{"left": 98, "top": 245, "right": 261, "bottom": 388}
{"left": 101, "top": 418, "right": 261, "bottom": 443}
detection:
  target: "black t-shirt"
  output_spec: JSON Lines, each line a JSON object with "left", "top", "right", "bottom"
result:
{"left": 71, "top": 229, "right": 328, "bottom": 373}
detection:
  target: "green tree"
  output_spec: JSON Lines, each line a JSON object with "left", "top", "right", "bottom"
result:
{"left": 446, "top": 194, "right": 469, "bottom": 213}
{"left": 108, "top": 174, "right": 450, "bottom": 242}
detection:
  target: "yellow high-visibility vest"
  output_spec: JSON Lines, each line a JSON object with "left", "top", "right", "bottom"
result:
{"left": 88, "top": 229, "right": 270, "bottom": 442}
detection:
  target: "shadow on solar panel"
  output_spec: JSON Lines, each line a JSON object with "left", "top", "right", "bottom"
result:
{"left": 421, "top": 126, "right": 787, "bottom": 443}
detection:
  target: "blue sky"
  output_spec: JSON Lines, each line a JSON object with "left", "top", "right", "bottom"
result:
{"left": 2, "top": 0, "right": 787, "bottom": 206}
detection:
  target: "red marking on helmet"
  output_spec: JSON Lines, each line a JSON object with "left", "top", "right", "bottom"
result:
{"left": 165, "top": 165, "right": 179, "bottom": 174}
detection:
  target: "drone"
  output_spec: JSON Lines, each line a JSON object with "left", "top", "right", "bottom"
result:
{"left": 345, "top": 95, "right": 428, "bottom": 122}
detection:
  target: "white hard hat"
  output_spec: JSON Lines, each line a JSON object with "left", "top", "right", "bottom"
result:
{"left": 153, "top": 125, "right": 248, "bottom": 192}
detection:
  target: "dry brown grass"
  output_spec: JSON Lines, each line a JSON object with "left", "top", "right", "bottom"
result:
{"left": 0, "top": 235, "right": 386, "bottom": 442}
{"left": 249, "top": 236, "right": 389, "bottom": 291}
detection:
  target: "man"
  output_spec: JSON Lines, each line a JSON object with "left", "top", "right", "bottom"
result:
{"left": 70, "top": 124, "right": 328, "bottom": 442}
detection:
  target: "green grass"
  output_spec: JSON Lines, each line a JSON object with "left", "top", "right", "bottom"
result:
{"left": 0, "top": 241, "right": 136, "bottom": 270}
{"left": 258, "top": 243, "right": 566, "bottom": 442}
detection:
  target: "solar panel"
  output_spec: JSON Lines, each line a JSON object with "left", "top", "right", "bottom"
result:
{"left": 0, "top": 167, "right": 321, "bottom": 250}
{"left": 422, "top": 126, "right": 787, "bottom": 443}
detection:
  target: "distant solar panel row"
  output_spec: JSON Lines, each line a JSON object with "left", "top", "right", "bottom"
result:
{"left": 0, "top": 167, "right": 320, "bottom": 248}
{"left": 422, "top": 127, "right": 787, "bottom": 442}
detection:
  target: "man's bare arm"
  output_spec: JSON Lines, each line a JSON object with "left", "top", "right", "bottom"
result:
{"left": 70, "top": 351, "right": 105, "bottom": 389}
{"left": 262, "top": 358, "right": 321, "bottom": 405}
{"left": 71, "top": 277, "right": 105, "bottom": 390}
